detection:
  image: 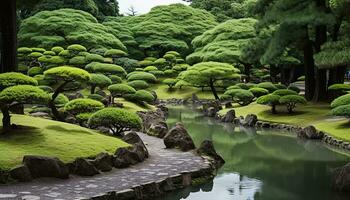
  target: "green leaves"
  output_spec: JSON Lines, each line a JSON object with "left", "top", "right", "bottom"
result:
{"left": 0, "top": 85, "right": 49, "bottom": 104}
{"left": 65, "top": 98, "right": 104, "bottom": 115}
{"left": 44, "top": 66, "right": 91, "bottom": 82}
{"left": 0, "top": 72, "right": 38, "bottom": 90}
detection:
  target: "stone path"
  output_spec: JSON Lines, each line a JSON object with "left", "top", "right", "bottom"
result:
{"left": 0, "top": 133, "right": 210, "bottom": 200}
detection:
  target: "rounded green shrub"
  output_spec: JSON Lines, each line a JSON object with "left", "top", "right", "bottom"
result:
{"left": 85, "top": 62, "right": 126, "bottom": 76}
{"left": 257, "top": 82, "right": 278, "bottom": 93}
{"left": 31, "top": 48, "right": 46, "bottom": 53}
{"left": 224, "top": 89, "right": 254, "bottom": 106}
{"left": 108, "top": 84, "right": 136, "bottom": 97}
{"left": 138, "top": 60, "right": 154, "bottom": 67}
{"left": 288, "top": 84, "right": 301, "bottom": 94}
{"left": 104, "top": 49, "right": 128, "bottom": 58}
{"left": 51, "top": 93, "right": 69, "bottom": 107}
{"left": 153, "top": 58, "right": 167, "bottom": 67}
{"left": 0, "top": 72, "right": 38, "bottom": 90}
{"left": 279, "top": 95, "right": 307, "bottom": 113}
{"left": 28, "top": 67, "right": 43, "bottom": 77}
{"left": 144, "top": 66, "right": 158, "bottom": 72}
{"left": 257, "top": 94, "right": 281, "bottom": 114}
{"left": 88, "top": 108, "right": 142, "bottom": 136}
{"left": 114, "top": 58, "right": 140, "bottom": 73}
{"left": 272, "top": 89, "right": 298, "bottom": 96}
{"left": 331, "top": 94, "right": 350, "bottom": 109}
{"left": 148, "top": 70, "right": 165, "bottom": 77}
{"left": 43, "top": 51, "right": 56, "bottom": 56}
{"left": 274, "top": 84, "right": 287, "bottom": 89}
{"left": 87, "top": 94, "right": 105, "bottom": 102}
{"left": 64, "top": 98, "right": 104, "bottom": 115}
{"left": 51, "top": 46, "right": 64, "bottom": 54}
{"left": 172, "top": 64, "right": 189, "bottom": 72}
{"left": 67, "top": 44, "right": 87, "bottom": 52}
{"left": 59, "top": 50, "right": 73, "bottom": 58}
{"left": 249, "top": 87, "right": 269, "bottom": 97}
{"left": 332, "top": 105, "right": 350, "bottom": 118}
{"left": 125, "top": 90, "right": 155, "bottom": 104}
{"left": 127, "top": 72, "right": 157, "bottom": 83}
{"left": 226, "top": 85, "right": 241, "bottom": 90}
{"left": 34, "top": 74, "right": 56, "bottom": 86}
{"left": 163, "top": 78, "right": 178, "bottom": 89}
{"left": 127, "top": 80, "right": 149, "bottom": 90}
{"left": 328, "top": 84, "right": 350, "bottom": 93}
{"left": 18, "top": 47, "right": 32, "bottom": 54}
{"left": 235, "top": 83, "right": 250, "bottom": 90}
{"left": 38, "top": 85, "right": 54, "bottom": 93}
{"left": 89, "top": 73, "right": 112, "bottom": 89}
{"left": 69, "top": 56, "right": 87, "bottom": 67}
{"left": 85, "top": 53, "right": 105, "bottom": 63}
{"left": 44, "top": 66, "right": 91, "bottom": 82}
{"left": 164, "top": 69, "right": 176, "bottom": 77}
{"left": 0, "top": 85, "right": 49, "bottom": 104}
{"left": 109, "top": 75, "right": 123, "bottom": 84}
{"left": 28, "top": 52, "right": 43, "bottom": 58}
{"left": 297, "top": 76, "right": 305, "bottom": 81}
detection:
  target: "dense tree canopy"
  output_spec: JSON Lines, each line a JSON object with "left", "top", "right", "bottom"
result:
{"left": 103, "top": 4, "right": 218, "bottom": 58}
{"left": 18, "top": 9, "right": 126, "bottom": 51}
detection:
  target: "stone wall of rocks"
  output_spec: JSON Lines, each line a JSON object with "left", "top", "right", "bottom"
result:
{"left": 0, "top": 132, "right": 149, "bottom": 184}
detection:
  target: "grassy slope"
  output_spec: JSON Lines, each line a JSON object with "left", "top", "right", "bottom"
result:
{"left": 219, "top": 103, "right": 350, "bottom": 141}
{"left": 0, "top": 114, "right": 129, "bottom": 170}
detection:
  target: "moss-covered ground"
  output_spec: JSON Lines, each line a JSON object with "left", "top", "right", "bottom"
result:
{"left": 0, "top": 114, "right": 129, "bottom": 170}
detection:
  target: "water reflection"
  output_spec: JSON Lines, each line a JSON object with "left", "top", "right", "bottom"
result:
{"left": 163, "top": 106, "right": 350, "bottom": 200}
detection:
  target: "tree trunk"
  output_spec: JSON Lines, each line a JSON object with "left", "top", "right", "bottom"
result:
{"left": 1, "top": 105, "right": 11, "bottom": 130}
{"left": 303, "top": 34, "right": 315, "bottom": 101}
{"left": 209, "top": 79, "right": 219, "bottom": 100}
{"left": 313, "top": 69, "right": 328, "bottom": 102}
{"left": 90, "top": 85, "right": 96, "bottom": 94}
{"left": 270, "top": 65, "right": 279, "bottom": 83}
{"left": 0, "top": 0, "right": 17, "bottom": 73}
{"left": 49, "top": 81, "right": 69, "bottom": 121}
{"left": 244, "top": 64, "right": 251, "bottom": 83}
{"left": 271, "top": 105, "right": 277, "bottom": 114}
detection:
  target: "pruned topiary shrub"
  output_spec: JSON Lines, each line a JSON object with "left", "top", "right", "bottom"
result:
{"left": 331, "top": 94, "right": 350, "bottom": 109}
{"left": 124, "top": 90, "right": 155, "bottom": 105}
{"left": 0, "top": 72, "right": 38, "bottom": 90}
{"left": 85, "top": 53, "right": 105, "bottom": 63}
{"left": 108, "top": 84, "right": 136, "bottom": 104}
{"left": 332, "top": 105, "right": 350, "bottom": 119}
{"left": 127, "top": 80, "right": 149, "bottom": 90}
{"left": 51, "top": 46, "right": 64, "bottom": 54}
{"left": 85, "top": 62, "right": 127, "bottom": 76}
{"left": 67, "top": 44, "right": 87, "bottom": 55}
{"left": 235, "top": 83, "right": 250, "bottom": 90}
{"left": 257, "top": 94, "right": 281, "bottom": 114}
{"left": 274, "top": 84, "right": 287, "bottom": 89}
{"left": 127, "top": 72, "right": 157, "bottom": 83}
{"left": 88, "top": 108, "right": 142, "bottom": 136}
{"left": 114, "top": 57, "right": 140, "bottom": 73}
{"left": 44, "top": 66, "right": 91, "bottom": 120}
{"left": 328, "top": 84, "right": 350, "bottom": 97}
{"left": 88, "top": 74, "right": 112, "bottom": 94}
{"left": 279, "top": 95, "right": 307, "bottom": 114}
{"left": 109, "top": 75, "right": 123, "bottom": 84}
{"left": 69, "top": 56, "right": 87, "bottom": 67}
{"left": 272, "top": 89, "right": 298, "bottom": 96}
{"left": 249, "top": 87, "right": 269, "bottom": 98}
{"left": 87, "top": 94, "right": 105, "bottom": 102}
{"left": 144, "top": 66, "right": 158, "bottom": 72}
{"left": 163, "top": 78, "right": 178, "bottom": 89}
{"left": 257, "top": 82, "right": 278, "bottom": 93}
{"left": 64, "top": 98, "right": 104, "bottom": 115}
{"left": 288, "top": 84, "right": 301, "bottom": 94}
{"left": 224, "top": 89, "right": 254, "bottom": 106}
{"left": 104, "top": 49, "right": 128, "bottom": 58}
{"left": 0, "top": 85, "right": 49, "bottom": 130}
{"left": 51, "top": 93, "right": 69, "bottom": 107}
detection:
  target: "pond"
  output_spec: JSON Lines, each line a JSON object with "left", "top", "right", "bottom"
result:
{"left": 161, "top": 106, "right": 350, "bottom": 200}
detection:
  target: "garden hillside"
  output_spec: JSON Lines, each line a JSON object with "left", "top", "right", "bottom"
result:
{"left": 0, "top": 114, "right": 129, "bottom": 170}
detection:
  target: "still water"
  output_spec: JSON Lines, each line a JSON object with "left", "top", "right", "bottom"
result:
{"left": 162, "top": 106, "right": 350, "bottom": 200}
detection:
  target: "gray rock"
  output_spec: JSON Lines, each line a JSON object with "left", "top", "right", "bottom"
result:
{"left": 147, "top": 122, "right": 168, "bottom": 138}
{"left": 225, "top": 102, "right": 232, "bottom": 109}
{"left": 197, "top": 140, "right": 225, "bottom": 168}
{"left": 10, "top": 165, "right": 32, "bottom": 182}
{"left": 332, "top": 163, "right": 350, "bottom": 192}
{"left": 297, "top": 126, "right": 324, "bottom": 139}
{"left": 0, "top": 170, "right": 9, "bottom": 184}
{"left": 123, "top": 132, "right": 149, "bottom": 159}
{"left": 114, "top": 147, "right": 141, "bottom": 168}
{"left": 164, "top": 123, "right": 195, "bottom": 151}
{"left": 23, "top": 155, "right": 69, "bottom": 179}
{"left": 93, "top": 153, "right": 113, "bottom": 172}
{"left": 207, "top": 107, "right": 217, "bottom": 118}
{"left": 221, "top": 109, "right": 236, "bottom": 123}
{"left": 29, "top": 112, "right": 50, "bottom": 118}
{"left": 243, "top": 114, "right": 258, "bottom": 127}
{"left": 71, "top": 158, "right": 99, "bottom": 176}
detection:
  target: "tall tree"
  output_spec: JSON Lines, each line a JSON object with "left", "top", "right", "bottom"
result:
{"left": 0, "top": 0, "right": 17, "bottom": 73}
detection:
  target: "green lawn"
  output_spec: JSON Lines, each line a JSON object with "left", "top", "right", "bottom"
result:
{"left": 0, "top": 114, "right": 129, "bottom": 170}
{"left": 219, "top": 103, "right": 350, "bottom": 141}
{"left": 149, "top": 84, "right": 219, "bottom": 100}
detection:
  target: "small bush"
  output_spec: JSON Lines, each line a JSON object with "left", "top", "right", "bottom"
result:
{"left": 125, "top": 90, "right": 155, "bottom": 104}
{"left": 114, "top": 57, "right": 140, "bottom": 73}
{"left": 31, "top": 48, "right": 46, "bottom": 53}
{"left": 0, "top": 85, "right": 49, "bottom": 104}
{"left": 164, "top": 69, "right": 176, "bottom": 77}
{"left": 331, "top": 94, "right": 350, "bottom": 109}
{"left": 279, "top": 95, "right": 307, "bottom": 113}
{"left": 51, "top": 93, "right": 69, "bottom": 107}
{"left": 328, "top": 84, "right": 350, "bottom": 95}
{"left": 257, "top": 94, "right": 281, "bottom": 114}
{"left": 226, "top": 85, "right": 241, "bottom": 90}
{"left": 85, "top": 62, "right": 126, "bottom": 76}
{"left": 88, "top": 108, "right": 142, "bottom": 136}
{"left": 67, "top": 44, "right": 87, "bottom": 53}
{"left": 138, "top": 60, "right": 154, "bottom": 67}
{"left": 0, "top": 72, "right": 38, "bottom": 90}
{"left": 43, "top": 51, "right": 56, "bottom": 56}
{"left": 144, "top": 66, "right": 158, "bottom": 72}
{"left": 332, "top": 105, "right": 350, "bottom": 118}
{"left": 89, "top": 74, "right": 112, "bottom": 88}
{"left": 65, "top": 98, "right": 104, "bottom": 115}
{"left": 59, "top": 50, "right": 73, "bottom": 58}
{"left": 249, "top": 87, "right": 269, "bottom": 97}
{"left": 272, "top": 89, "right": 298, "bottom": 96}
{"left": 127, "top": 80, "right": 149, "bottom": 90}
{"left": 87, "top": 94, "right": 105, "bottom": 102}
{"left": 28, "top": 52, "right": 43, "bottom": 58}
{"left": 148, "top": 70, "right": 165, "bottom": 77}
{"left": 224, "top": 89, "right": 254, "bottom": 106}
{"left": 51, "top": 46, "right": 64, "bottom": 54}
{"left": 69, "top": 56, "right": 87, "bottom": 67}
{"left": 18, "top": 47, "right": 32, "bottom": 54}
{"left": 86, "top": 53, "right": 105, "bottom": 63}
{"left": 257, "top": 82, "right": 278, "bottom": 93}
{"left": 173, "top": 64, "right": 189, "bottom": 72}
{"left": 27, "top": 67, "right": 43, "bottom": 77}
{"left": 163, "top": 78, "right": 178, "bottom": 89}
{"left": 108, "top": 84, "right": 136, "bottom": 98}
{"left": 127, "top": 72, "right": 157, "bottom": 83}
{"left": 104, "top": 49, "right": 127, "bottom": 58}
{"left": 109, "top": 75, "right": 123, "bottom": 84}
{"left": 44, "top": 66, "right": 91, "bottom": 82}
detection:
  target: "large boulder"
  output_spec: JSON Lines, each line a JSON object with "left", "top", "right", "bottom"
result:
{"left": 207, "top": 107, "right": 217, "bottom": 118}
{"left": 70, "top": 158, "right": 99, "bottom": 176}
{"left": 113, "top": 147, "right": 141, "bottom": 168}
{"left": 147, "top": 122, "right": 168, "bottom": 138}
{"left": 221, "top": 109, "right": 236, "bottom": 123}
{"left": 332, "top": 163, "right": 350, "bottom": 192}
{"left": 164, "top": 123, "right": 195, "bottom": 151}
{"left": 137, "top": 109, "right": 167, "bottom": 132}
{"left": 23, "top": 155, "right": 69, "bottom": 179}
{"left": 242, "top": 114, "right": 258, "bottom": 127}
{"left": 10, "top": 165, "right": 32, "bottom": 182}
{"left": 92, "top": 153, "right": 113, "bottom": 172}
{"left": 297, "top": 126, "right": 324, "bottom": 140}
{"left": 123, "top": 132, "right": 149, "bottom": 160}
{"left": 197, "top": 140, "right": 225, "bottom": 168}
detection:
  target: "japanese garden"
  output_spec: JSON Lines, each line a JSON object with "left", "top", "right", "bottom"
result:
{"left": 1, "top": 0, "right": 350, "bottom": 199}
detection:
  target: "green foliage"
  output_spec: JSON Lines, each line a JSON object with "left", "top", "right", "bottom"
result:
{"left": 235, "top": 83, "right": 250, "bottom": 90}
{"left": 173, "top": 64, "right": 189, "bottom": 72}
{"left": 287, "top": 85, "right": 301, "bottom": 94}
{"left": 114, "top": 58, "right": 140, "bottom": 73}
{"left": 144, "top": 66, "right": 158, "bottom": 72}
{"left": 27, "top": 67, "right": 43, "bottom": 77}
{"left": 328, "top": 84, "right": 350, "bottom": 92}
{"left": 108, "top": 84, "right": 136, "bottom": 97}
{"left": 38, "top": 85, "right": 54, "bottom": 93}
{"left": 69, "top": 56, "right": 87, "bottom": 67}
{"left": 127, "top": 72, "right": 157, "bottom": 83}
{"left": 279, "top": 95, "right": 307, "bottom": 113}
{"left": 89, "top": 73, "right": 112, "bottom": 88}
{"left": 0, "top": 85, "right": 49, "bottom": 104}
{"left": 43, "top": 51, "right": 56, "bottom": 56}
{"left": 31, "top": 48, "right": 46, "bottom": 53}
{"left": 124, "top": 90, "right": 155, "bottom": 104}
{"left": 104, "top": 49, "right": 128, "bottom": 58}
{"left": 257, "top": 82, "right": 278, "bottom": 93}
{"left": 272, "top": 89, "right": 298, "bottom": 96}
{"left": 52, "top": 93, "right": 69, "bottom": 107}
{"left": 85, "top": 53, "right": 105, "bottom": 63}
{"left": 19, "top": 9, "right": 126, "bottom": 50}
{"left": 163, "top": 78, "right": 178, "bottom": 89}
{"left": 274, "top": 84, "right": 287, "bottom": 89}
{"left": 127, "top": 80, "right": 149, "bottom": 90}
{"left": 331, "top": 94, "right": 350, "bottom": 108}
{"left": 138, "top": 60, "right": 154, "bottom": 68}
{"left": 187, "top": 18, "right": 257, "bottom": 65}
{"left": 85, "top": 62, "right": 126, "bottom": 76}
{"left": 256, "top": 94, "right": 281, "bottom": 113}
{"left": 87, "top": 94, "right": 105, "bottom": 102}
{"left": 0, "top": 72, "right": 38, "bottom": 90}
{"left": 249, "top": 87, "right": 269, "bottom": 97}
{"left": 64, "top": 98, "right": 104, "bottom": 115}
{"left": 109, "top": 75, "right": 123, "bottom": 84}
{"left": 332, "top": 105, "right": 350, "bottom": 118}
{"left": 88, "top": 108, "right": 142, "bottom": 135}
{"left": 44, "top": 66, "right": 91, "bottom": 82}
{"left": 224, "top": 89, "right": 254, "bottom": 106}
{"left": 104, "top": 4, "right": 217, "bottom": 56}
{"left": 51, "top": 46, "right": 65, "bottom": 54}
{"left": 314, "top": 39, "right": 350, "bottom": 69}
{"left": 68, "top": 44, "right": 87, "bottom": 53}
{"left": 28, "top": 52, "right": 43, "bottom": 58}
{"left": 18, "top": 47, "right": 32, "bottom": 54}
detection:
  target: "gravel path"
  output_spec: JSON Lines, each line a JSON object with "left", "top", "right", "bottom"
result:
{"left": 0, "top": 133, "right": 209, "bottom": 200}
